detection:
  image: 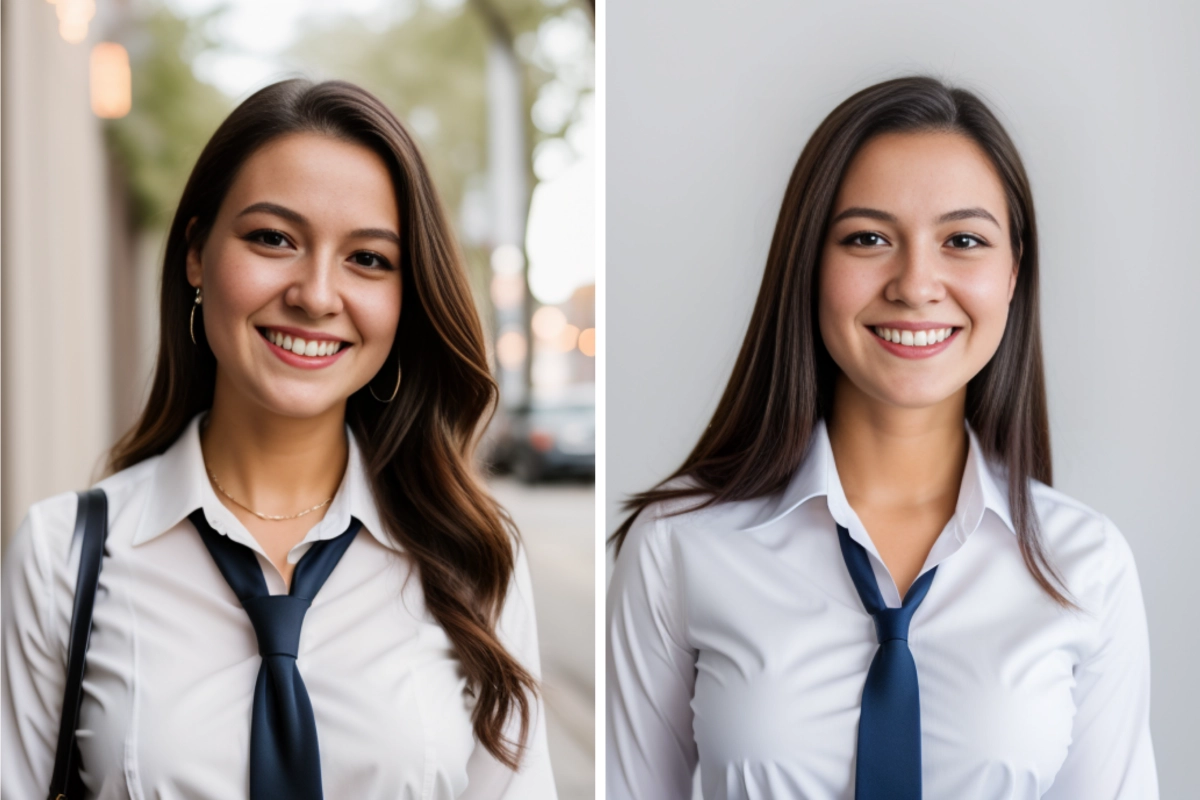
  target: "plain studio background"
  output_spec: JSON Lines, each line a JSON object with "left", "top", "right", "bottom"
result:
{"left": 606, "top": 0, "right": 1199, "bottom": 795}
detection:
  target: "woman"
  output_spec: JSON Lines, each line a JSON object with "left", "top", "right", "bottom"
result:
{"left": 2, "top": 79, "right": 556, "bottom": 798}
{"left": 607, "top": 76, "right": 1156, "bottom": 799}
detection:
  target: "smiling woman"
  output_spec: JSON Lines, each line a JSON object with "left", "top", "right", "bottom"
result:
{"left": 185, "top": 132, "right": 405, "bottom": 424}
{"left": 1, "top": 79, "right": 557, "bottom": 799}
{"left": 607, "top": 76, "right": 1157, "bottom": 799}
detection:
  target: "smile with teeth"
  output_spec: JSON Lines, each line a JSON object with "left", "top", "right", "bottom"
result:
{"left": 261, "top": 328, "right": 348, "bottom": 357}
{"left": 873, "top": 326, "right": 957, "bottom": 347}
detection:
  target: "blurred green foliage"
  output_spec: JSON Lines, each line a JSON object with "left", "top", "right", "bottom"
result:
{"left": 104, "top": 5, "right": 231, "bottom": 230}
{"left": 105, "top": 0, "right": 593, "bottom": 255}
{"left": 287, "top": 5, "right": 493, "bottom": 239}
{"left": 288, "top": 0, "right": 592, "bottom": 284}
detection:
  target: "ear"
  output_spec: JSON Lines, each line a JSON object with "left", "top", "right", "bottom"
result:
{"left": 184, "top": 217, "right": 203, "bottom": 289}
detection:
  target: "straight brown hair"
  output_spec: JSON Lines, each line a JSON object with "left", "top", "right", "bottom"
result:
{"left": 107, "top": 78, "right": 536, "bottom": 765}
{"left": 612, "top": 75, "right": 1077, "bottom": 611}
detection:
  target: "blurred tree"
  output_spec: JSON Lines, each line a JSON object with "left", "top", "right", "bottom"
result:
{"left": 289, "top": 6, "right": 491, "bottom": 244}
{"left": 287, "top": 0, "right": 594, "bottom": 284}
{"left": 104, "top": 4, "right": 231, "bottom": 230}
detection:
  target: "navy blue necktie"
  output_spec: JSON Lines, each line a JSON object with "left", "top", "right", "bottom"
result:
{"left": 836, "top": 524, "right": 937, "bottom": 800}
{"left": 189, "top": 509, "right": 361, "bottom": 800}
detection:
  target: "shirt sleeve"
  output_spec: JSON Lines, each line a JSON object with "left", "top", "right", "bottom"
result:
{"left": 1, "top": 491, "right": 81, "bottom": 800}
{"left": 459, "top": 540, "right": 558, "bottom": 800}
{"left": 606, "top": 505, "right": 698, "bottom": 800}
{"left": 1042, "top": 516, "right": 1159, "bottom": 799}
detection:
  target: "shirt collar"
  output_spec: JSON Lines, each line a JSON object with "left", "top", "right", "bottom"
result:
{"left": 736, "top": 417, "right": 1015, "bottom": 537}
{"left": 132, "top": 411, "right": 393, "bottom": 552}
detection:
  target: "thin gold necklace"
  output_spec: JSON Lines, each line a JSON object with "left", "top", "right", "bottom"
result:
{"left": 206, "top": 467, "right": 333, "bottom": 521}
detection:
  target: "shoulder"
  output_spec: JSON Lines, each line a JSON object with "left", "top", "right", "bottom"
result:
{"left": 2, "top": 455, "right": 165, "bottom": 658}
{"left": 1028, "top": 478, "right": 1129, "bottom": 562}
{"left": 614, "top": 477, "right": 772, "bottom": 574}
{"left": 618, "top": 486, "right": 709, "bottom": 557}
{"left": 2, "top": 489, "right": 83, "bottom": 656}
{"left": 628, "top": 472, "right": 768, "bottom": 542}
{"left": 94, "top": 455, "right": 160, "bottom": 522}
{"left": 6, "top": 456, "right": 161, "bottom": 576}
{"left": 6, "top": 489, "right": 81, "bottom": 580}
{"left": 1027, "top": 479, "right": 1141, "bottom": 610}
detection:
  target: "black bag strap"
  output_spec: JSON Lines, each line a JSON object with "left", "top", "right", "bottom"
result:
{"left": 47, "top": 488, "right": 108, "bottom": 800}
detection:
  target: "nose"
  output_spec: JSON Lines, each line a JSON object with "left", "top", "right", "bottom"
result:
{"left": 284, "top": 247, "right": 345, "bottom": 318}
{"left": 884, "top": 240, "right": 946, "bottom": 308}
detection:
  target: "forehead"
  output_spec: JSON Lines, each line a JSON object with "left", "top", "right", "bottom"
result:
{"left": 222, "top": 132, "right": 400, "bottom": 230}
{"left": 833, "top": 131, "right": 1007, "bottom": 224}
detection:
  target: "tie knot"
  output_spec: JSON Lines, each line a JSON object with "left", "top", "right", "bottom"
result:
{"left": 243, "top": 595, "right": 312, "bottom": 658}
{"left": 872, "top": 606, "right": 913, "bottom": 643}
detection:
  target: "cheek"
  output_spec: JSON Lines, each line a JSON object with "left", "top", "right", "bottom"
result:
{"left": 205, "top": 245, "right": 280, "bottom": 320}
{"left": 955, "top": 264, "right": 1015, "bottom": 335}
{"left": 352, "top": 285, "right": 402, "bottom": 344}
{"left": 818, "top": 253, "right": 876, "bottom": 339}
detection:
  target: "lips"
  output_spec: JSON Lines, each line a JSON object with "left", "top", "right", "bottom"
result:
{"left": 872, "top": 326, "right": 957, "bottom": 348}
{"left": 257, "top": 326, "right": 348, "bottom": 358}
{"left": 868, "top": 324, "right": 962, "bottom": 359}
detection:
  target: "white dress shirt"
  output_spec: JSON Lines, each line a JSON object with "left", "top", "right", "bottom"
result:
{"left": 607, "top": 419, "right": 1157, "bottom": 799}
{"left": 2, "top": 411, "right": 557, "bottom": 799}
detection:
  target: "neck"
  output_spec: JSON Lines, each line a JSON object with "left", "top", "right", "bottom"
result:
{"left": 826, "top": 372, "right": 968, "bottom": 514}
{"left": 200, "top": 372, "right": 349, "bottom": 516}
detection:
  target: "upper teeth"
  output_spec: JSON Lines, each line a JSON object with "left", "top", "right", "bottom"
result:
{"left": 265, "top": 329, "right": 344, "bottom": 357}
{"left": 874, "top": 327, "right": 954, "bottom": 346}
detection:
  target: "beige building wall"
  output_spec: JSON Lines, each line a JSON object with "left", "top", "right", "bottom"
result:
{"left": 2, "top": 0, "right": 116, "bottom": 549}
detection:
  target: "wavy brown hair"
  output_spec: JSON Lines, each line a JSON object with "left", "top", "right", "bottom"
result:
{"left": 612, "top": 75, "right": 1078, "bottom": 611}
{"left": 106, "top": 78, "right": 536, "bottom": 765}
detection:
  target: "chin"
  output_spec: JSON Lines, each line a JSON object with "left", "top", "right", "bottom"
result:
{"left": 255, "top": 387, "right": 349, "bottom": 420}
{"left": 868, "top": 376, "right": 963, "bottom": 411}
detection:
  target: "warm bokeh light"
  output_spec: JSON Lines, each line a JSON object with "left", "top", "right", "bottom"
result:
{"left": 529, "top": 430, "right": 555, "bottom": 453}
{"left": 555, "top": 323, "right": 580, "bottom": 353}
{"left": 54, "top": 0, "right": 95, "bottom": 44}
{"left": 490, "top": 273, "right": 525, "bottom": 310}
{"left": 531, "top": 306, "right": 567, "bottom": 341}
{"left": 90, "top": 43, "right": 132, "bottom": 119}
{"left": 577, "top": 327, "right": 596, "bottom": 357}
{"left": 490, "top": 243, "right": 525, "bottom": 276}
{"left": 495, "top": 329, "right": 528, "bottom": 369}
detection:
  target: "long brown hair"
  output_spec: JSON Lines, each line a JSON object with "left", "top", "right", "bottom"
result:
{"left": 107, "top": 78, "right": 536, "bottom": 765}
{"left": 612, "top": 75, "right": 1076, "bottom": 610}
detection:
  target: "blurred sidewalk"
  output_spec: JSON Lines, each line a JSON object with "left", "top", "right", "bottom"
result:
{"left": 489, "top": 477, "right": 595, "bottom": 800}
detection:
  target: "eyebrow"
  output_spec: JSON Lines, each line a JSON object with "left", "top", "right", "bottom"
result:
{"left": 236, "top": 201, "right": 402, "bottom": 247}
{"left": 829, "top": 206, "right": 1001, "bottom": 228}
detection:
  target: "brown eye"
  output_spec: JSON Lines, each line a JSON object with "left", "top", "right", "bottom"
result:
{"left": 351, "top": 252, "right": 393, "bottom": 270}
{"left": 947, "top": 234, "right": 986, "bottom": 249}
{"left": 249, "top": 230, "right": 290, "bottom": 248}
{"left": 843, "top": 232, "right": 887, "bottom": 247}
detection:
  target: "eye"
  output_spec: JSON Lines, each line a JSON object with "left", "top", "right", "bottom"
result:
{"left": 947, "top": 233, "right": 988, "bottom": 249}
{"left": 842, "top": 231, "right": 889, "bottom": 248}
{"left": 350, "top": 251, "right": 394, "bottom": 270}
{"left": 247, "top": 229, "right": 291, "bottom": 248}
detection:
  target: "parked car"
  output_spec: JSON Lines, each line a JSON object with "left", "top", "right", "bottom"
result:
{"left": 487, "top": 390, "right": 595, "bottom": 483}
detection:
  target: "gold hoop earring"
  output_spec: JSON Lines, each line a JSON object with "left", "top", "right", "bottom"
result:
{"left": 189, "top": 286, "right": 202, "bottom": 345}
{"left": 369, "top": 359, "right": 402, "bottom": 403}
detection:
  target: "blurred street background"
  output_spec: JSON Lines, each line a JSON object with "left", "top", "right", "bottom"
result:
{"left": 2, "top": 0, "right": 595, "bottom": 795}
{"left": 492, "top": 476, "right": 594, "bottom": 798}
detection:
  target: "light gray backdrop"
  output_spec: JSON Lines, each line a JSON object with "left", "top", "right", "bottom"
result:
{"left": 607, "top": 0, "right": 1199, "bottom": 794}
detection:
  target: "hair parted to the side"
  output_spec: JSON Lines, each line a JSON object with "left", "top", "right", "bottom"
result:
{"left": 611, "top": 75, "right": 1077, "bottom": 611}
{"left": 106, "top": 78, "right": 537, "bottom": 765}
